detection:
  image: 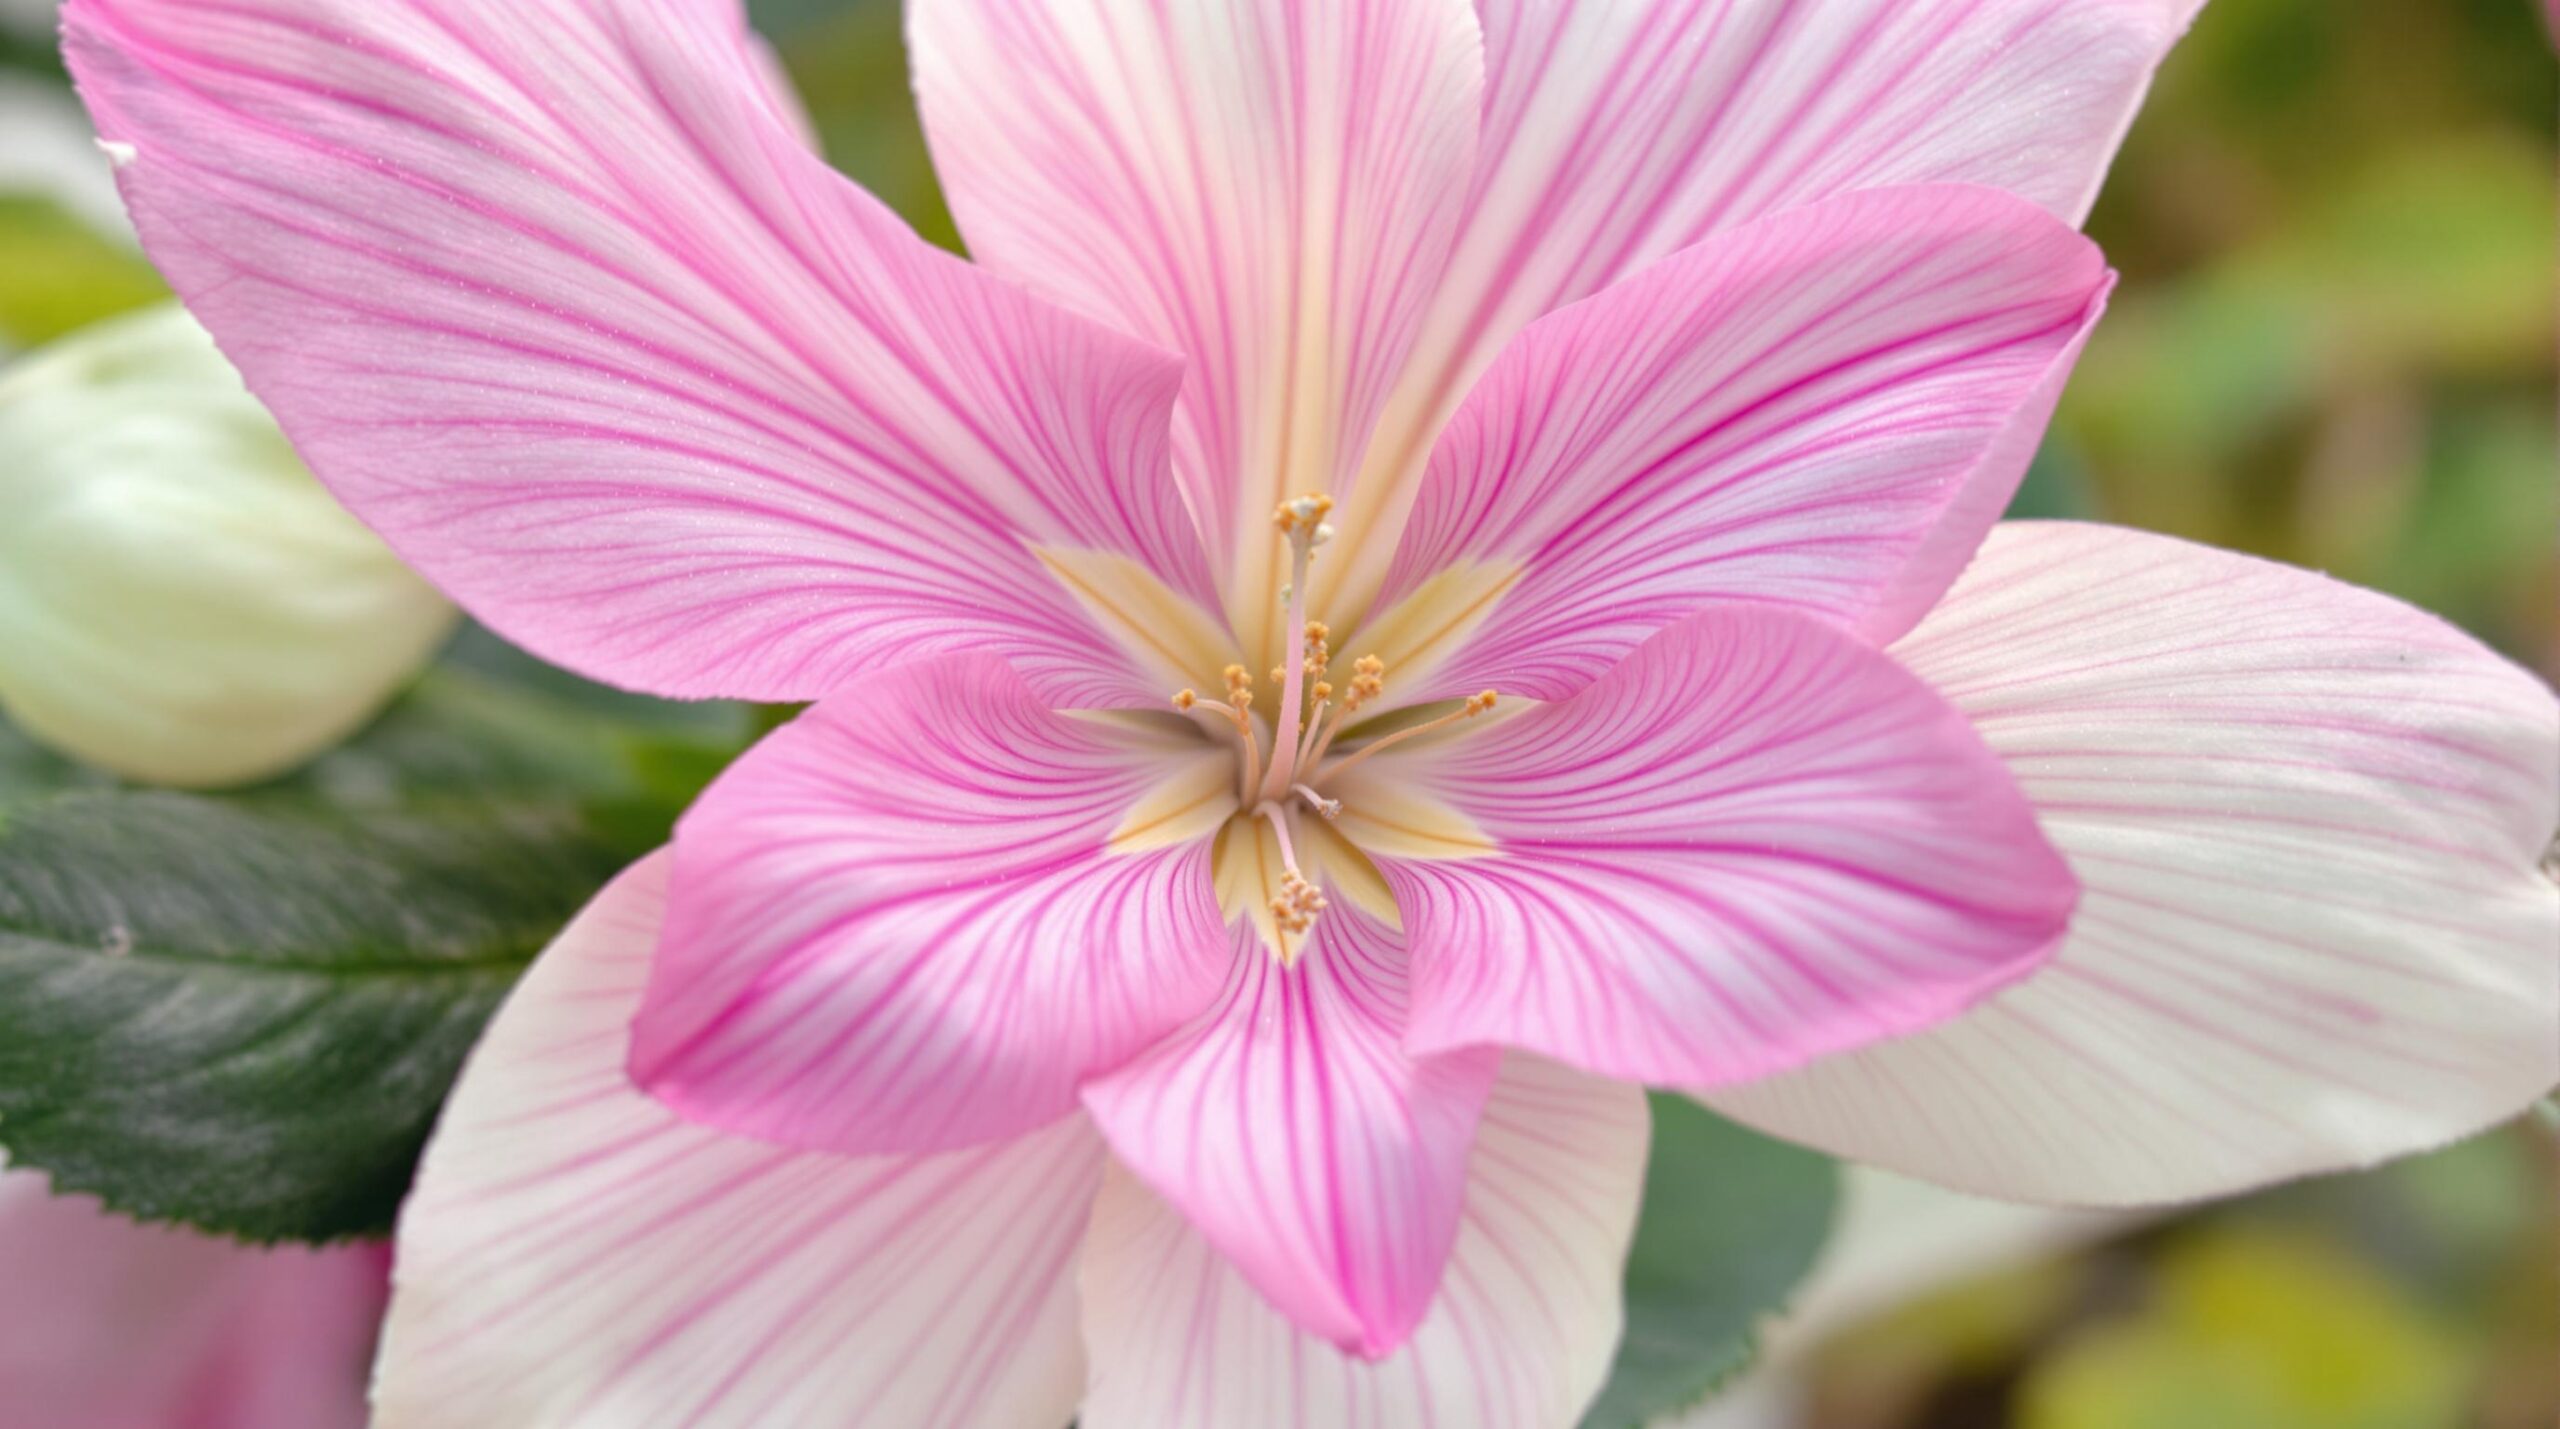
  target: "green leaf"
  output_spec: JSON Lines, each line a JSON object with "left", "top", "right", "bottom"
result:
{"left": 1581, "top": 1097, "right": 1841, "bottom": 1428}
{"left": 0, "top": 194, "right": 170, "bottom": 349}
{"left": 0, "top": 629, "right": 754, "bottom": 1242}
{"left": 0, "top": 20, "right": 69, "bottom": 82}
{"left": 2005, "top": 439, "right": 2105, "bottom": 522}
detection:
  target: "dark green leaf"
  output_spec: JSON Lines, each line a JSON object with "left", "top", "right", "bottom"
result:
{"left": 1581, "top": 1096, "right": 1841, "bottom": 1428}
{"left": 0, "top": 632, "right": 754, "bottom": 1242}
{"left": 0, "top": 20, "right": 68, "bottom": 82}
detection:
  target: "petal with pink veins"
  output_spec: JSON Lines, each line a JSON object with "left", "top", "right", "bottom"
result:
{"left": 632, "top": 654, "right": 1231, "bottom": 1157}
{"left": 375, "top": 854, "right": 1105, "bottom": 1429}
{"left": 1356, "top": 185, "right": 2108, "bottom": 705}
{"left": 1322, "top": 0, "right": 2205, "bottom": 624}
{"left": 1703, "top": 522, "right": 2560, "bottom": 1205}
{"left": 1370, "top": 605, "right": 2076, "bottom": 1087}
{"left": 1081, "top": 901, "right": 1502, "bottom": 1359}
{"left": 910, "top": 0, "right": 1483, "bottom": 661}
{"left": 64, "top": 0, "right": 1219, "bottom": 709}
{"left": 1079, "top": 1053, "right": 1647, "bottom": 1429}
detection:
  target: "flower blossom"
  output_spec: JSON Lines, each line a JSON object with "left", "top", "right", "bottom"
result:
{"left": 62, "top": 0, "right": 2557, "bottom": 1423}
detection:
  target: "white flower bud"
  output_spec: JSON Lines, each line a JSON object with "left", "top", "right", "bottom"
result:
{"left": 0, "top": 305, "right": 455, "bottom": 787}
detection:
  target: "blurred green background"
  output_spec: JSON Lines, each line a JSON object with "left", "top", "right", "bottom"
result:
{"left": 0, "top": 0, "right": 2551, "bottom": 1425}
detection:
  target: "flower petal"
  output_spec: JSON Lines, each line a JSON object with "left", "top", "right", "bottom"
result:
{"left": 66, "top": 0, "right": 1217, "bottom": 709}
{"left": 910, "top": 0, "right": 1483, "bottom": 661}
{"left": 375, "top": 854, "right": 1104, "bottom": 1429}
{"left": 1355, "top": 185, "right": 2107, "bottom": 704}
{"left": 631, "top": 654, "right": 1231, "bottom": 1156}
{"left": 1704, "top": 522, "right": 2560, "bottom": 1204}
{"left": 1079, "top": 1053, "right": 1646, "bottom": 1429}
{"left": 1319, "top": 0, "right": 2201, "bottom": 625}
{"left": 1369, "top": 605, "right": 2076, "bottom": 1086}
{"left": 1080, "top": 899, "right": 1501, "bottom": 1358}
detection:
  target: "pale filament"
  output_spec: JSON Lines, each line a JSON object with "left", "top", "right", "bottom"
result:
{"left": 1169, "top": 494, "right": 1497, "bottom": 945}
{"left": 1254, "top": 496, "right": 1332, "bottom": 802}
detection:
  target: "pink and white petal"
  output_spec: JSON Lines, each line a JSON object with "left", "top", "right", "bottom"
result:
{"left": 1359, "top": 185, "right": 2107, "bottom": 705}
{"left": 66, "top": 0, "right": 1218, "bottom": 710}
{"left": 1373, "top": 605, "right": 2076, "bottom": 1087}
{"left": 1080, "top": 903, "right": 1501, "bottom": 1358}
{"left": 631, "top": 654, "right": 1230, "bottom": 1157}
{"left": 375, "top": 854, "right": 1104, "bottom": 1429}
{"left": 0, "top": 1165, "right": 385, "bottom": 1429}
{"left": 1323, "top": 0, "right": 2202, "bottom": 622}
{"left": 1704, "top": 522, "right": 2560, "bottom": 1205}
{"left": 1079, "top": 1054, "right": 1647, "bottom": 1429}
{"left": 911, "top": 0, "right": 1482, "bottom": 660}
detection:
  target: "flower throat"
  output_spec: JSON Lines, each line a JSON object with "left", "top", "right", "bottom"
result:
{"left": 1173, "top": 494, "right": 1498, "bottom": 948}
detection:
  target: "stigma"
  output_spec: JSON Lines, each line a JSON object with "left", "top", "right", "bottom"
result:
{"left": 1172, "top": 494, "right": 1499, "bottom": 955}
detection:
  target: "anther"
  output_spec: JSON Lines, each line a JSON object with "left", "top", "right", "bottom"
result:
{"left": 1269, "top": 869, "right": 1327, "bottom": 935}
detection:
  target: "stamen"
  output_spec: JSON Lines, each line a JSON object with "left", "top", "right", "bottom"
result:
{"left": 1302, "top": 653, "right": 1383, "bottom": 770}
{"left": 1317, "top": 690, "right": 1497, "bottom": 782}
{"left": 1222, "top": 665, "right": 1260, "bottom": 801}
{"left": 1293, "top": 693, "right": 1330, "bottom": 769}
{"left": 1173, "top": 687, "right": 1245, "bottom": 732}
{"left": 1173, "top": 685, "right": 1264, "bottom": 806}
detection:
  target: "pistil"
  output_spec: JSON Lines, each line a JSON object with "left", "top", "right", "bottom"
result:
{"left": 1292, "top": 782, "right": 1341, "bottom": 820}
{"left": 1255, "top": 496, "right": 1332, "bottom": 803}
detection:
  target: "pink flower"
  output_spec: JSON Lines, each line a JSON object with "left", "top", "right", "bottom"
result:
{"left": 0, "top": 1166, "right": 386, "bottom": 1429}
{"left": 65, "top": 0, "right": 2557, "bottom": 1423}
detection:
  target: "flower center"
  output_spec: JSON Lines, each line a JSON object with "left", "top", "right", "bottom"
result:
{"left": 1172, "top": 495, "right": 1499, "bottom": 948}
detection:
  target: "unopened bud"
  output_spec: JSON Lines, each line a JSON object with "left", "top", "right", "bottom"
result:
{"left": 0, "top": 306, "right": 455, "bottom": 787}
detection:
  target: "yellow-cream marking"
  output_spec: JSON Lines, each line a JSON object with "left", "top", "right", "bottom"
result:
{"left": 1300, "top": 816, "right": 1400, "bottom": 928}
{"left": 1037, "top": 545, "right": 1242, "bottom": 693}
{"left": 1213, "top": 813, "right": 1302, "bottom": 966}
{"left": 1327, "top": 770, "right": 1496, "bottom": 863}
{"left": 1335, "top": 558, "right": 1522, "bottom": 695}
{"left": 1107, "top": 744, "right": 1241, "bottom": 854}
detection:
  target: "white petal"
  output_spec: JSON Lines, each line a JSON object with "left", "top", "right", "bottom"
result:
{"left": 1705, "top": 521, "right": 2560, "bottom": 1204}
{"left": 1079, "top": 1054, "right": 1647, "bottom": 1429}
{"left": 375, "top": 854, "right": 1101, "bottom": 1429}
